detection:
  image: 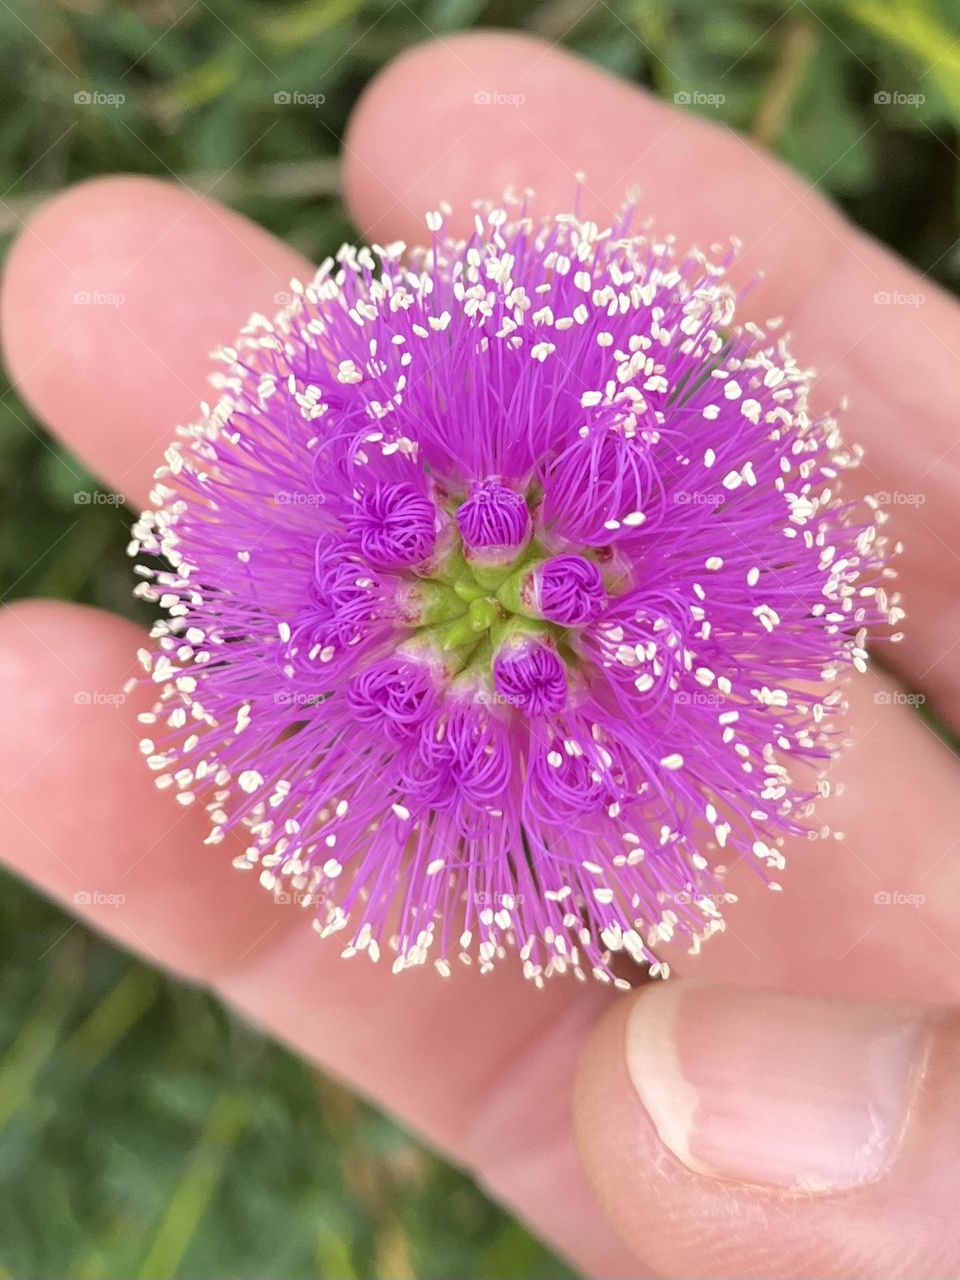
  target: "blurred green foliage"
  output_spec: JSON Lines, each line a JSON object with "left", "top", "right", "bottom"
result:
{"left": 0, "top": 0, "right": 957, "bottom": 1276}
{"left": 0, "top": 887, "right": 561, "bottom": 1279}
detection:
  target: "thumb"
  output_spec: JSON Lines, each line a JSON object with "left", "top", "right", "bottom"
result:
{"left": 573, "top": 981, "right": 958, "bottom": 1279}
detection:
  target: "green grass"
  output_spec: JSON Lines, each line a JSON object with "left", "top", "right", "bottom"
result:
{"left": 0, "top": 0, "right": 958, "bottom": 1276}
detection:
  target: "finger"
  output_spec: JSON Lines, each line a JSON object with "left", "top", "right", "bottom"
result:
{"left": 343, "top": 32, "right": 960, "bottom": 723}
{"left": 1, "top": 175, "right": 307, "bottom": 507}
{"left": 695, "top": 669, "right": 960, "bottom": 1004}
{"left": 0, "top": 599, "right": 637, "bottom": 1279}
{"left": 574, "top": 979, "right": 959, "bottom": 1279}
{"left": 0, "top": 600, "right": 305, "bottom": 977}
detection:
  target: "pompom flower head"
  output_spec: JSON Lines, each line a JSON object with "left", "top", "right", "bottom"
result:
{"left": 133, "top": 196, "right": 895, "bottom": 987}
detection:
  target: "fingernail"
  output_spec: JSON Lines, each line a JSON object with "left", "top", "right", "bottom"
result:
{"left": 625, "top": 981, "right": 933, "bottom": 1193}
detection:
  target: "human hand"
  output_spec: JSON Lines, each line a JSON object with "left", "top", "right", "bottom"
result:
{"left": 3, "top": 32, "right": 960, "bottom": 1280}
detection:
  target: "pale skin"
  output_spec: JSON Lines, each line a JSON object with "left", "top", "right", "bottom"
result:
{"left": 3, "top": 32, "right": 960, "bottom": 1280}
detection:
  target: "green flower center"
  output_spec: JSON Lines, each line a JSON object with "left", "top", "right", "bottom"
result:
{"left": 401, "top": 540, "right": 559, "bottom": 679}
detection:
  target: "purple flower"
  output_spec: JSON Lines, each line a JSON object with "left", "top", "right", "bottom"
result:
{"left": 531, "top": 554, "right": 607, "bottom": 625}
{"left": 493, "top": 628, "right": 568, "bottom": 716}
{"left": 457, "top": 477, "right": 532, "bottom": 566}
{"left": 346, "top": 481, "right": 438, "bottom": 569}
{"left": 133, "top": 199, "right": 894, "bottom": 986}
